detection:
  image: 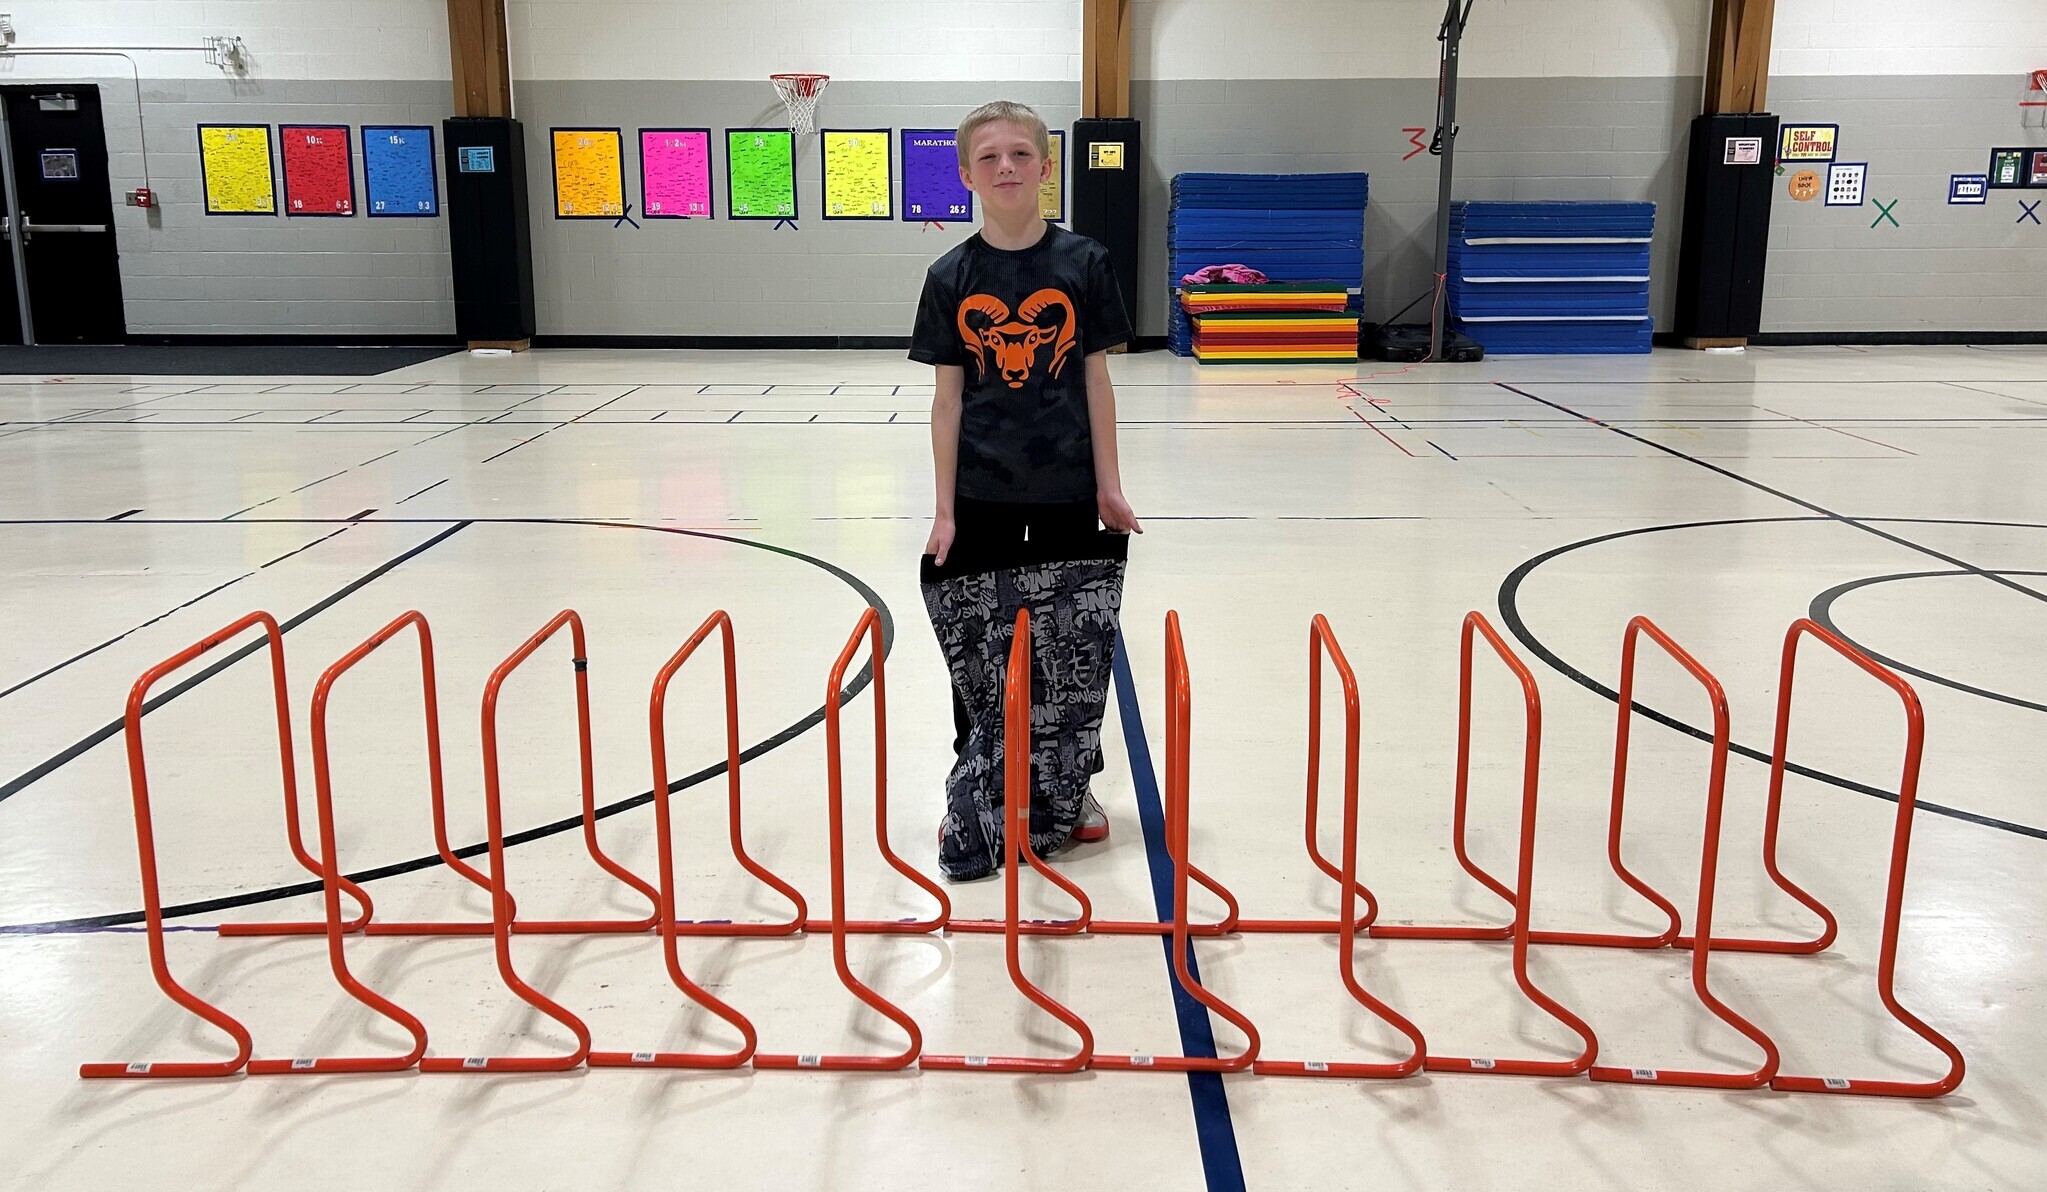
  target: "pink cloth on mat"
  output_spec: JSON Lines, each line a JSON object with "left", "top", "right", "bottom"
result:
{"left": 1180, "top": 264, "right": 1269, "bottom": 286}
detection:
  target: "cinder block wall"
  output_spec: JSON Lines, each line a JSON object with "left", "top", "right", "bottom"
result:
{"left": 9, "top": 0, "right": 2044, "bottom": 337}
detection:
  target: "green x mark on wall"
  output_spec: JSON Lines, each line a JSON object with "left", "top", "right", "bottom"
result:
{"left": 1871, "top": 199, "right": 1900, "bottom": 228}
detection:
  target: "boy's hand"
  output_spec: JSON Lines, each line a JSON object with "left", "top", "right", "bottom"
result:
{"left": 1098, "top": 489, "right": 1143, "bottom": 535}
{"left": 925, "top": 514, "right": 955, "bottom": 565}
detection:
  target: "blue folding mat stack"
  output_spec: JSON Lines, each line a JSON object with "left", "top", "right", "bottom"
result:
{"left": 1446, "top": 201, "right": 1655, "bottom": 354}
{"left": 1166, "top": 173, "right": 1369, "bottom": 356}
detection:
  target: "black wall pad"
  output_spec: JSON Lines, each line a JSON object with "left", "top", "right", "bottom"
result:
{"left": 1072, "top": 118, "right": 1142, "bottom": 335}
{"left": 444, "top": 117, "right": 538, "bottom": 343}
{"left": 1673, "top": 113, "right": 1780, "bottom": 341}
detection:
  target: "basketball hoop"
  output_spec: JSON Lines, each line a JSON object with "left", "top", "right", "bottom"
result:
{"left": 2023, "top": 69, "right": 2047, "bottom": 130}
{"left": 770, "top": 73, "right": 830, "bottom": 135}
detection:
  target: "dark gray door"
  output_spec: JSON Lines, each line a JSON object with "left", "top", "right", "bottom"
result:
{"left": 1, "top": 85, "right": 126, "bottom": 344}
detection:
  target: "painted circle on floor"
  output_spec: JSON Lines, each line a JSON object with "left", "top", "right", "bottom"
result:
{"left": 1497, "top": 515, "right": 2047, "bottom": 841}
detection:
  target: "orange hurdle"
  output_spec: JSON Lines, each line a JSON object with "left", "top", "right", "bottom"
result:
{"left": 1093, "top": 611, "right": 1259, "bottom": 1072}
{"left": 1254, "top": 615, "right": 1427, "bottom": 1079}
{"left": 756, "top": 607, "right": 937, "bottom": 1070}
{"left": 81, "top": 611, "right": 343, "bottom": 1078}
{"left": 1703, "top": 620, "right": 1965, "bottom": 1098}
{"left": 1369, "top": 611, "right": 1599, "bottom": 1078}
{"left": 421, "top": 611, "right": 617, "bottom": 1073}
{"left": 924, "top": 609, "right": 1095, "bottom": 1073}
{"left": 247, "top": 612, "right": 443, "bottom": 1074}
{"left": 1584, "top": 617, "right": 1779, "bottom": 1090}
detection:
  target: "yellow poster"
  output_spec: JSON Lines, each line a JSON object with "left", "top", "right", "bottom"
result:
{"left": 198, "top": 125, "right": 276, "bottom": 215}
{"left": 551, "top": 128, "right": 626, "bottom": 218}
{"left": 821, "top": 129, "right": 892, "bottom": 219}
{"left": 1039, "top": 129, "right": 1065, "bottom": 221}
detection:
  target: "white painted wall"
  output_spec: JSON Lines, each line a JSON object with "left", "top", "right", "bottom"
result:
{"left": 7, "top": 0, "right": 2041, "bottom": 84}
{"left": 0, "top": 0, "right": 450, "bottom": 79}
{"left": 1771, "top": 0, "right": 2047, "bottom": 77}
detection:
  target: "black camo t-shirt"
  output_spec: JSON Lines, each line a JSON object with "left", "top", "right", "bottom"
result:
{"left": 909, "top": 225, "right": 1132, "bottom": 503}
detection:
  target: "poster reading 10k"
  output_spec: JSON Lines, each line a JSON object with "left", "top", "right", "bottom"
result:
{"left": 727, "top": 129, "right": 797, "bottom": 220}
{"left": 552, "top": 128, "right": 626, "bottom": 218}
{"left": 821, "top": 130, "right": 892, "bottom": 219}
{"left": 901, "top": 129, "right": 971, "bottom": 222}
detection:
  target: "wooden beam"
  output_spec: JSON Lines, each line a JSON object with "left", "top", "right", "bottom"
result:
{"left": 1703, "top": 0, "right": 1774, "bottom": 115}
{"left": 448, "top": 0, "right": 512, "bottom": 118}
{"left": 1082, "top": 0, "right": 1132, "bottom": 119}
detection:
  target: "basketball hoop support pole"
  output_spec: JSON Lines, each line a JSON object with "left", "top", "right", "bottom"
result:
{"left": 1424, "top": 0, "right": 1474, "bottom": 362}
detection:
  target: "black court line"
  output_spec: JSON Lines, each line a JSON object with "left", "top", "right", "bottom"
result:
{"left": 105, "top": 509, "right": 142, "bottom": 522}
{"left": 1810, "top": 569, "right": 2047, "bottom": 715}
{"left": 258, "top": 524, "right": 354, "bottom": 568}
{"left": 221, "top": 494, "right": 285, "bottom": 520}
{"left": 0, "top": 519, "right": 893, "bottom": 934}
{"left": 348, "top": 507, "right": 378, "bottom": 521}
{"left": 0, "top": 522, "right": 471, "bottom": 806}
{"left": 395, "top": 478, "right": 448, "bottom": 504}
{"left": 356, "top": 448, "right": 402, "bottom": 467}
{"left": 0, "top": 570, "right": 259, "bottom": 703}
{"left": 289, "top": 468, "right": 349, "bottom": 493}
{"left": 1428, "top": 440, "right": 1457, "bottom": 460}
{"left": 1497, "top": 382, "right": 2047, "bottom": 608}
{"left": 1495, "top": 515, "right": 2047, "bottom": 843}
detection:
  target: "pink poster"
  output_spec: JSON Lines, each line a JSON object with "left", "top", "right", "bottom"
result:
{"left": 640, "top": 128, "right": 713, "bottom": 218}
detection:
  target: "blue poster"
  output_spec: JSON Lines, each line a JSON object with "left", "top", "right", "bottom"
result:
{"left": 362, "top": 125, "right": 439, "bottom": 217}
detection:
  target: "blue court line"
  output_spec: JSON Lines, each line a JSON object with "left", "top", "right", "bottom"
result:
{"left": 1111, "top": 643, "right": 1248, "bottom": 1192}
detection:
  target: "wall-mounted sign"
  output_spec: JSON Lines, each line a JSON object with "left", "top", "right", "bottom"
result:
{"left": 1948, "top": 174, "right": 1988, "bottom": 204}
{"left": 40, "top": 150, "right": 79, "bottom": 180}
{"left": 1723, "top": 136, "right": 1762, "bottom": 165}
{"left": 459, "top": 146, "right": 496, "bottom": 173}
{"left": 1788, "top": 169, "right": 1822, "bottom": 201}
{"left": 1825, "top": 161, "right": 1867, "bottom": 207}
{"left": 1989, "top": 148, "right": 2028, "bottom": 188}
{"left": 1778, "top": 124, "right": 1838, "bottom": 162}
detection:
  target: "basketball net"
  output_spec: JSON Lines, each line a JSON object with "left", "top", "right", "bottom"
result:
{"left": 771, "top": 73, "right": 829, "bottom": 135}
{"left": 2023, "top": 69, "right": 2047, "bottom": 129}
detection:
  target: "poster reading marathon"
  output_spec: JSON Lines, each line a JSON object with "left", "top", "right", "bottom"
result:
{"left": 901, "top": 129, "right": 971, "bottom": 222}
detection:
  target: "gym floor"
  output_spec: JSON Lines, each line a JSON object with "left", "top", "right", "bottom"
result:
{"left": 1, "top": 345, "right": 2041, "bottom": 1190}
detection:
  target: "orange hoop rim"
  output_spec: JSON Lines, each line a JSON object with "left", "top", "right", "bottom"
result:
{"left": 770, "top": 72, "right": 831, "bottom": 97}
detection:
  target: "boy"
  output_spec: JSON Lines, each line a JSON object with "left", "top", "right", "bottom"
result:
{"left": 909, "top": 101, "right": 1139, "bottom": 881}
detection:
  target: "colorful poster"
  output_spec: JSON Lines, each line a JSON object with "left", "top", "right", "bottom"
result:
{"left": 901, "top": 128, "right": 970, "bottom": 222}
{"left": 552, "top": 128, "right": 626, "bottom": 218}
{"left": 1948, "top": 174, "right": 1988, "bottom": 205}
{"left": 1040, "top": 129, "right": 1065, "bottom": 221}
{"left": 362, "top": 125, "right": 438, "bottom": 216}
{"left": 1778, "top": 124, "right": 1838, "bottom": 163}
{"left": 197, "top": 124, "right": 276, "bottom": 215}
{"left": 640, "top": 128, "right": 713, "bottom": 218}
{"left": 1989, "top": 147, "right": 2028, "bottom": 188}
{"left": 821, "top": 128, "right": 892, "bottom": 219}
{"left": 279, "top": 124, "right": 354, "bottom": 216}
{"left": 726, "top": 129, "right": 797, "bottom": 220}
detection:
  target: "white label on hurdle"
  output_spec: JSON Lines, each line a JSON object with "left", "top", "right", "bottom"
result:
{"left": 1304, "top": 1061, "right": 1329, "bottom": 1073}
{"left": 1631, "top": 1068, "right": 1657, "bottom": 1081}
{"left": 1823, "top": 1077, "right": 1851, "bottom": 1090}
{"left": 631, "top": 1052, "right": 657, "bottom": 1064}
{"left": 797, "top": 1054, "right": 822, "bottom": 1068}
{"left": 1131, "top": 1055, "right": 1154, "bottom": 1067}
{"left": 125, "top": 1062, "right": 152, "bottom": 1074}
{"left": 462, "top": 1056, "right": 488, "bottom": 1069}
{"left": 965, "top": 1055, "right": 989, "bottom": 1067}
{"left": 1469, "top": 1058, "right": 1496, "bottom": 1070}
{"left": 292, "top": 1058, "right": 317, "bottom": 1071}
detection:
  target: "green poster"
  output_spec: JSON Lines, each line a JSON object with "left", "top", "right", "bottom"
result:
{"left": 726, "top": 129, "right": 797, "bottom": 219}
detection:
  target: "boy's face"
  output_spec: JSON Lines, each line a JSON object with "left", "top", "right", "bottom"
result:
{"left": 959, "top": 120, "right": 1051, "bottom": 218}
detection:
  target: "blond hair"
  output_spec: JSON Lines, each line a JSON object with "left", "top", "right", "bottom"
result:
{"left": 955, "top": 101, "right": 1050, "bottom": 168}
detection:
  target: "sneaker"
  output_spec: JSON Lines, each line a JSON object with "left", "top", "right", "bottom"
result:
{"left": 1071, "top": 792, "right": 1109, "bottom": 844}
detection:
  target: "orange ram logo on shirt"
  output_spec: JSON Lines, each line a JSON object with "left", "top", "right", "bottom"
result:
{"left": 956, "top": 289, "right": 1078, "bottom": 389}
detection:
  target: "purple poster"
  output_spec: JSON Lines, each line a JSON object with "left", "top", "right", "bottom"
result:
{"left": 901, "top": 128, "right": 972, "bottom": 222}
{"left": 641, "top": 128, "right": 713, "bottom": 218}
